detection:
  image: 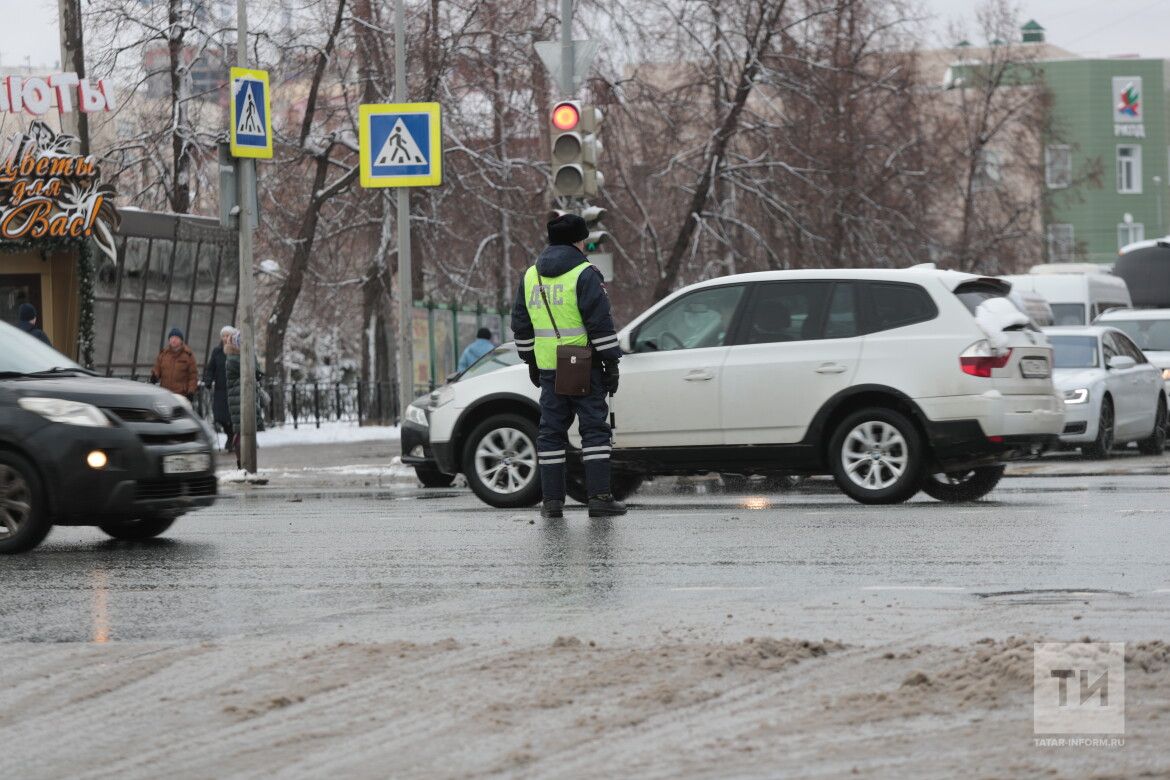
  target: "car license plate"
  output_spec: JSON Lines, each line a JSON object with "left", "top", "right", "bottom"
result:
{"left": 1021, "top": 357, "right": 1049, "bottom": 378}
{"left": 163, "top": 453, "right": 211, "bottom": 474}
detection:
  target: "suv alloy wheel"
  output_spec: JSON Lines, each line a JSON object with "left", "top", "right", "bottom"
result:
{"left": 0, "top": 452, "right": 52, "bottom": 554}
{"left": 461, "top": 413, "right": 542, "bottom": 508}
{"left": 829, "top": 408, "right": 924, "bottom": 504}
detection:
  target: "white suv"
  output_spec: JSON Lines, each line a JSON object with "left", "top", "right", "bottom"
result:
{"left": 424, "top": 268, "right": 1064, "bottom": 506}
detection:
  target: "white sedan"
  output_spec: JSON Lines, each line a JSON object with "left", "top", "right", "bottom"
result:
{"left": 1045, "top": 326, "right": 1168, "bottom": 458}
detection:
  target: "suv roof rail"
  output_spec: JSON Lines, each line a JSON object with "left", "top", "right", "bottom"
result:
{"left": 1028, "top": 263, "right": 1112, "bottom": 275}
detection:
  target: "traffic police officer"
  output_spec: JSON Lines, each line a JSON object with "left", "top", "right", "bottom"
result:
{"left": 511, "top": 213, "right": 626, "bottom": 519}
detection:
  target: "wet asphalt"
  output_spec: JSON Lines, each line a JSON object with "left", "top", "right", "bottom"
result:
{"left": 3, "top": 474, "right": 1169, "bottom": 647}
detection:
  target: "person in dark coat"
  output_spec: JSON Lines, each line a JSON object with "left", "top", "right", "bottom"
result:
{"left": 203, "top": 326, "right": 237, "bottom": 451}
{"left": 17, "top": 303, "right": 52, "bottom": 346}
{"left": 225, "top": 332, "right": 265, "bottom": 469}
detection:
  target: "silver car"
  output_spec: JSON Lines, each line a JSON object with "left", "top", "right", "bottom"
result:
{"left": 1044, "top": 326, "right": 1168, "bottom": 459}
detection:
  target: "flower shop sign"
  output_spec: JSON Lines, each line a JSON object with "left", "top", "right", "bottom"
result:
{"left": 1, "top": 73, "right": 115, "bottom": 115}
{"left": 0, "top": 121, "right": 118, "bottom": 258}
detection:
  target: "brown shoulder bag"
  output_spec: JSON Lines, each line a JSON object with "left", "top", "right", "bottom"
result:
{"left": 537, "top": 272, "right": 592, "bottom": 396}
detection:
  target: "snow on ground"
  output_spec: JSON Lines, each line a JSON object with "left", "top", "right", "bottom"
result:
{"left": 255, "top": 422, "right": 400, "bottom": 447}
{"left": 218, "top": 456, "right": 419, "bottom": 484}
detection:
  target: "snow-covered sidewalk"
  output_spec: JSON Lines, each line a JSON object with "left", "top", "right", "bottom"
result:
{"left": 255, "top": 422, "right": 400, "bottom": 447}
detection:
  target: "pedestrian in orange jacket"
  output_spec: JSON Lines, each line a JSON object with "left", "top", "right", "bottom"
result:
{"left": 151, "top": 327, "right": 199, "bottom": 400}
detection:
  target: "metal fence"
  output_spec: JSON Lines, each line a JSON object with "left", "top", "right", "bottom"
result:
{"left": 193, "top": 380, "right": 401, "bottom": 430}
{"left": 411, "top": 301, "right": 510, "bottom": 396}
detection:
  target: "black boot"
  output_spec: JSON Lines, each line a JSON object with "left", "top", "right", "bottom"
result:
{"left": 541, "top": 499, "right": 564, "bottom": 519}
{"left": 588, "top": 494, "right": 627, "bottom": 518}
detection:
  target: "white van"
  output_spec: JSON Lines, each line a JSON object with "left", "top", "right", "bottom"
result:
{"left": 1002, "top": 267, "right": 1132, "bottom": 326}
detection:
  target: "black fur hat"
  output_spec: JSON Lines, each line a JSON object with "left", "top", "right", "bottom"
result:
{"left": 547, "top": 213, "right": 589, "bottom": 245}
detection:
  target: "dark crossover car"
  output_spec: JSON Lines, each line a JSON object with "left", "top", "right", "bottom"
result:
{"left": 0, "top": 323, "right": 217, "bottom": 553}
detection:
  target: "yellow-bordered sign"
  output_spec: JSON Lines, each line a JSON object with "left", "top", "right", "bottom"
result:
{"left": 229, "top": 67, "right": 272, "bottom": 159}
{"left": 359, "top": 103, "right": 443, "bottom": 188}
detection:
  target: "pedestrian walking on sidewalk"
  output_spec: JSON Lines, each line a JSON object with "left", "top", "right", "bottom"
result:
{"left": 511, "top": 212, "right": 625, "bottom": 520}
{"left": 203, "top": 326, "right": 237, "bottom": 451}
{"left": 458, "top": 327, "right": 495, "bottom": 372}
{"left": 151, "top": 327, "right": 199, "bottom": 400}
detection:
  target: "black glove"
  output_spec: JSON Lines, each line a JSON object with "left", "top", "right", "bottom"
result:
{"left": 602, "top": 360, "right": 619, "bottom": 396}
{"left": 528, "top": 362, "right": 541, "bottom": 388}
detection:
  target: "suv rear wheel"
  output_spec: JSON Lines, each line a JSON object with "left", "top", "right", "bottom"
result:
{"left": 921, "top": 465, "right": 1005, "bottom": 503}
{"left": 414, "top": 463, "right": 456, "bottom": 488}
{"left": 566, "top": 470, "right": 644, "bottom": 504}
{"left": 829, "top": 408, "right": 924, "bottom": 505}
{"left": 461, "top": 414, "right": 541, "bottom": 508}
{"left": 99, "top": 516, "right": 176, "bottom": 541}
{"left": 0, "top": 452, "right": 51, "bottom": 554}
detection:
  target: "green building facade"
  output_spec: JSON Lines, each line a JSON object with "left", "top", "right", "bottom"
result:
{"left": 1040, "top": 57, "right": 1169, "bottom": 263}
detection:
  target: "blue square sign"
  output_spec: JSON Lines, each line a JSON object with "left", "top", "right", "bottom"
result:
{"left": 359, "top": 103, "right": 443, "bottom": 188}
{"left": 229, "top": 67, "right": 272, "bottom": 159}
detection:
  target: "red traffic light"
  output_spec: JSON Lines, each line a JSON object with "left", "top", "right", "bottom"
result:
{"left": 551, "top": 102, "right": 580, "bottom": 131}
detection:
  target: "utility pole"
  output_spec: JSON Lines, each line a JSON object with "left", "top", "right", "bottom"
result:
{"left": 57, "top": 0, "right": 90, "bottom": 154}
{"left": 236, "top": 0, "right": 259, "bottom": 473}
{"left": 395, "top": 0, "right": 414, "bottom": 421}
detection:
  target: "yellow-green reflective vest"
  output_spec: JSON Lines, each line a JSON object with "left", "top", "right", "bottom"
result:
{"left": 524, "top": 261, "right": 591, "bottom": 369}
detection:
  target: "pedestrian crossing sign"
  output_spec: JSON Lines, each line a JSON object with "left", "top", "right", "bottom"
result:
{"left": 229, "top": 67, "right": 272, "bottom": 159}
{"left": 359, "top": 103, "right": 443, "bottom": 188}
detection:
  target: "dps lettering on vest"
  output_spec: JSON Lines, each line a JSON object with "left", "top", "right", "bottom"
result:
{"left": 524, "top": 262, "right": 594, "bottom": 395}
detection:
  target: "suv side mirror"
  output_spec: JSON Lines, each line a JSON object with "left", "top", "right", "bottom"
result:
{"left": 1107, "top": 355, "right": 1136, "bottom": 370}
{"left": 618, "top": 331, "right": 632, "bottom": 353}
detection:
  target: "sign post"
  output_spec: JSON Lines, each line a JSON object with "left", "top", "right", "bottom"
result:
{"left": 230, "top": 1, "right": 273, "bottom": 474}
{"left": 358, "top": 98, "right": 442, "bottom": 419}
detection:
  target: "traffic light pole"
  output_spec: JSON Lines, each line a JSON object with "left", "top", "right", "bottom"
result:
{"left": 560, "top": 0, "right": 574, "bottom": 95}
{"left": 395, "top": 0, "right": 414, "bottom": 422}
{"left": 236, "top": 0, "right": 258, "bottom": 473}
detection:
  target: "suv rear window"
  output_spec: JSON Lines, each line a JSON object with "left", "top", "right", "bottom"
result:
{"left": 866, "top": 282, "right": 937, "bottom": 332}
{"left": 953, "top": 280, "right": 1011, "bottom": 316}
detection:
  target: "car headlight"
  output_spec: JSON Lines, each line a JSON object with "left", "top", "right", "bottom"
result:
{"left": 1162, "top": 368, "right": 1170, "bottom": 381}
{"left": 405, "top": 404, "right": 429, "bottom": 427}
{"left": 18, "top": 397, "right": 111, "bottom": 427}
{"left": 1062, "top": 388, "right": 1089, "bottom": 405}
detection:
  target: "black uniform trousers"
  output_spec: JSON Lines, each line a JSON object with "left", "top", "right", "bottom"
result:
{"left": 537, "top": 364, "right": 612, "bottom": 500}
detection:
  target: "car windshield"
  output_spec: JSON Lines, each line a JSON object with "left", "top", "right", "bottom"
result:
{"left": 1048, "top": 335, "right": 1099, "bottom": 369}
{"left": 1102, "top": 319, "right": 1170, "bottom": 352}
{"left": 458, "top": 345, "right": 521, "bottom": 381}
{"left": 0, "top": 322, "right": 85, "bottom": 375}
{"left": 1050, "top": 303, "right": 1086, "bottom": 326}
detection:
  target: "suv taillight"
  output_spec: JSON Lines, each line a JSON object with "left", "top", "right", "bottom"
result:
{"left": 960, "top": 340, "right": 1012, "bottom": 377}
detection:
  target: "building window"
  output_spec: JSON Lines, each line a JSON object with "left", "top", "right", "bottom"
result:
{"left": 973, "top": 149, "right": 1002, "bottom": 191}
{"left": 1118, "top": 222, "right": 1145, "bottom": 249}
{"left": 1047, "top": 223, "right": 1074, "bottom": 261}
{"left": 1117, "top": 145, "right": 1142, "bottom": 194}
{"left": 1045, "top": 145, "right": 1071, "bottom": 188}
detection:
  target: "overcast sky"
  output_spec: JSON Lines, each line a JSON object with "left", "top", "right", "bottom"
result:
{"left": 1, "top": 0, "right": 1167, "bottom": 70}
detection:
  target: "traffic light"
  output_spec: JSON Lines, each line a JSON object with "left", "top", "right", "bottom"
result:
{"left": 581, "top": 204, "right": 614, "bottom": 281}
{"left": 549, "top": 100, "right": 604, "bottom": 197}
{"left": 581, "top": 205, "right": 609, "bottom": 253}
